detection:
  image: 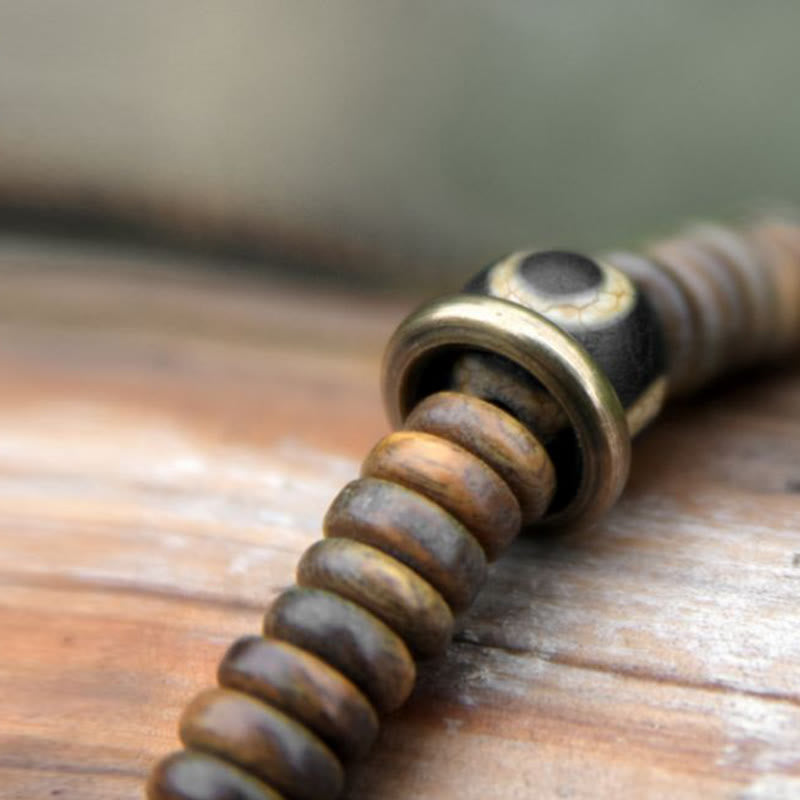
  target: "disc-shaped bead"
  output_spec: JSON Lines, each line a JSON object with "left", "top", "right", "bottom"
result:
{"left": 297, "top": 538, "right": 453, "bottom": 657}
{"left": 263, "top": 587, "right": 416, "bottom": 714}
{"left": 147, "top": 751, "right": 287, "bottom": 800}
{"left": 218, "top": 636, "right": 378, "bottom": 760}
{"left": 405, "top": 391, "right": 556, "bottom": 524}
{"left": 361, "top": 431, "right": 521, "bottom": 559}
{"left": 323, "top": 477, "right": 487, "bottom": 612}
{"left": 179, "top": 688, "right": 343, "bottom": 800}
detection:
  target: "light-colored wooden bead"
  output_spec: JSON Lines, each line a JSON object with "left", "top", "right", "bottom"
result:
{"left": 324, "top": 478, "right": 487, "bottom": 612}
{"left": 179, "top": 688, "right": 343, "bottom": 800}
{"left": 147, "top": 750, "right": 287, "bottom": 800}
{"left": 649, "top": 237, "right": 739, "bottom": 385}
{"left": 361, "top": 430, "right": 521, "bottom": 559}
{"left": 404, "top": 391, "right": 556, "bottom": 525}
{"left": 263, "top": 587, "right": 416, "bottom": 714}
{"left": 217, "top": 636, "right": 378, "bottom": 760}
{"left": 689, "top": 224, "right": 777, "bottom": 367}
{"left": 750, "top": 221, "right": 800, "bottom": 356}
{"left": 297, "top": 538, "right": 453, "bottom": 658}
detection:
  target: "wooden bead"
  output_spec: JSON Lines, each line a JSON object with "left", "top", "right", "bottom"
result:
{"left": 648, "top": 238, "right": 734, "bottom": 386}
{"left": 750, "top": 221, "right": 800, "bottom": 356}
{"left": 147, "top": 750, "right": 287, "bottom": 800}
{"left": 324, "top": 477, "right": 487, "bottom": 612}
{"left": 217, "top": 636, "right": 378, "bottom": 760}
{"left": 689, "top": 224, "right": 777, "bottom": 367}
{"left": 673, "top": 235, "right": 750, "bottom": 370}
{"left": 449, "top": 350, "right": 568, "bottom": 443}
{"left": 361, "top": 430, "right": 521, "bottom": 559}
{"left": 404, "top": 391, "right": 556, "bottom": 524}
{"left": 297, "top": 538, "right": 453, "bottom": 658}
{"left": 263, "top": 586, "right": 416, "bottom": 714}
{"left": 179, "top": 688, "right": 343, "bottom": 800}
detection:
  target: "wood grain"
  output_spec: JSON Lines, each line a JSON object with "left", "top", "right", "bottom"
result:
{"left": 1, "top": 242, "right": 799, "bottom": 799}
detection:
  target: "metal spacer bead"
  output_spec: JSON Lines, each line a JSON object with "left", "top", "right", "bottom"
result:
{"left": 381, "top": 293, "right": 631, "bottom": 528}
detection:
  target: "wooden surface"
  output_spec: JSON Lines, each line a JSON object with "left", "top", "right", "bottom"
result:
{"left": 2, "top": 242, "right": 799, "bottom": 800}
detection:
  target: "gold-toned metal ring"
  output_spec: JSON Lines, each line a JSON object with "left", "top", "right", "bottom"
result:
{"left": 381, "top": 294, "right": 631, "bottom": 528}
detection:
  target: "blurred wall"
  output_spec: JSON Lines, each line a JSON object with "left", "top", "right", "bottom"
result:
{"left": 1, "top": 2, "right": 799, "bottom": 287}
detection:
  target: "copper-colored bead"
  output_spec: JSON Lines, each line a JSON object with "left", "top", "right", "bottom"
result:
{"left": 324, "top": 477, "right": 487, "bottom": 612}
{"left": 689, "top": 224, "right": 777, "bottom": 367}
{"left": 218, "top": 636, "right": 378, "bottom": 760}
{"left": 147, "top": 750, "right": 287, "bottom": 800}
{"left": 361, "top": 430, "right": 521, "bottom": 559}
{"left": 263, "top": 587, "right": 416, "bottom": 714}
{"left": 179, "top": 688, "right": 343, "bottom": 800}
{"left": 750, "top": 221, "right": 800, "bottom": 355}
{"left": 649, "top": 237, "right": 737, "bottom": 385}
{"left": 404, "top": 391, "right": 556, "bottom": 525}
{"left": 298, "top": 538, "right": 454, "bottom": 658}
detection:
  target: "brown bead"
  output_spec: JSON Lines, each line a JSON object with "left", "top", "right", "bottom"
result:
{"left": 179, "top": 688, "right": 343, "bottom": 800}
{"left": 689, "top": 224, "right": 777, "bottom": 368}
{"left": 448, "top": 350, "right": 569, "bottom": 443}
{"left": 361, "top": 430, "right": 521, "bottom": 559}
{"left": 147, "top": 750, "right": 286, "bottom": 800}
{"left": 218, "top": 635, "right": 378, "bottom": 760}
{"left": 297, "top": 538, "right": 453, "bottom": 658}
{"left": 323, "top": 477, "right": 487, "bottom": 612}
{"left": 750, "top": 221, "right": 800, "bottom": 356}
{"left": 648, "top": 238, "right": 736, "bottom": 386}
{"left": 263, "top": 587, "right": 416, "bottom": 714}
{"left": 404, "top": 391, "right": 556, "bottom": 525}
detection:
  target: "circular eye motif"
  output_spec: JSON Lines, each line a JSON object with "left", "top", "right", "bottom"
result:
{"left": 480, "top": 250, "right": 637, "bottom": 331}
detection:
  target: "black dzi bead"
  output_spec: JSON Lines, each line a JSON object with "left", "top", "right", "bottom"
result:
{"left": 465, "top": 250, "right": 668, "bottom": 435}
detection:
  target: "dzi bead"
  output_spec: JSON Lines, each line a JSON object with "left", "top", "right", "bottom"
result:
{"left": 148, "top": 218, "right": 800, "bottom": 800}
{"left": 382, "top": 250, "right": 666, "bottom": 527}
{"left": 464, "top": 250, "right": 669, "bottom": 435}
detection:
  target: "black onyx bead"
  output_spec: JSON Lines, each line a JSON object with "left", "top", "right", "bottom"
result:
{"left": 466, "top": 250, "right": 668, "bottom": 435}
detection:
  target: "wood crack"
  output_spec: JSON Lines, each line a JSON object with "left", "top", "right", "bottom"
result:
{"left": 452, "top": 634, "right": 800, "bottom": 707}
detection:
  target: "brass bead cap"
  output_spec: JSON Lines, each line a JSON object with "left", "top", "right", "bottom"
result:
{"left": 381, "top": 294, "right": 631, "bottom": 528}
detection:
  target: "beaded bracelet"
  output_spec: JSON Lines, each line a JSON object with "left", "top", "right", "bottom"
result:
{"left": 146, "top": 218, "right": 800, "bottom": 800}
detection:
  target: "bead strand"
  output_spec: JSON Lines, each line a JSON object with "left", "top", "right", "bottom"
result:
{"left": 608, "top": 220, "right": 800, "bottom": 395}
{"left": 147, "top": 218, "right": 800, "bottom": 800}
{"left": 148, "top": 393, "right": 554, "bottom": 800}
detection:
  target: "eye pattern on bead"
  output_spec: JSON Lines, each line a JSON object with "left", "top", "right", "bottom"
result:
{"left": 466, "top": 249, "right": 668, "bottom": 436}
{"left": 476, "top": 250, "right": 637, "bottom": 329}
{"left": 147, "top": 219, "right": 800, "bottom": 800}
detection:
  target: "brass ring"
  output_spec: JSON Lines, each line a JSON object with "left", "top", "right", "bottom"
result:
{"left": 381, "top": 294, "right": 631, "bottom": 528}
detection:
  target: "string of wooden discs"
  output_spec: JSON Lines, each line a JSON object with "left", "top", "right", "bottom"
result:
{"left": 147, "top": 219, "right": 800, "bottom": 800}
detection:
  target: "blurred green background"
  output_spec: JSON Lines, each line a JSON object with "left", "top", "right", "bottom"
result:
{"left": 1, "top": 2, "right": 799, "bottom": 289}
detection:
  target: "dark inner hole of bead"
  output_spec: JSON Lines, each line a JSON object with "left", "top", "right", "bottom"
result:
{"left": 400, "top": 346, "right": 582, "bottom": 519}
{"left": 519, "top": 251, "right": 603, "bottom": 296}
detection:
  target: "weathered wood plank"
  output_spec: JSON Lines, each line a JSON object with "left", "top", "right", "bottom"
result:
{"left": 1, "top": 249, "right": 799, "bottom": 799}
